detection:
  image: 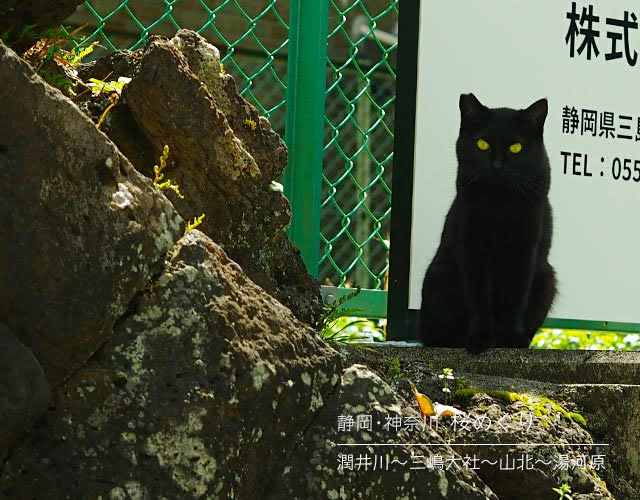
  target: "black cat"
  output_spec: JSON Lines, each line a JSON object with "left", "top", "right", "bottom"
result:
{"left": 419, "top": 93, "right": 557, "bottom": 353}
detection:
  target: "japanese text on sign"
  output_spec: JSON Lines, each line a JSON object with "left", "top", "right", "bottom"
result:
{"left": 566, "top": 2, "right": 639, "bottom": 65}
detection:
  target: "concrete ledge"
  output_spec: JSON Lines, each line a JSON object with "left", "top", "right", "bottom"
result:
{"left": 355, "top": 344, "right": 640, "bottom": 385}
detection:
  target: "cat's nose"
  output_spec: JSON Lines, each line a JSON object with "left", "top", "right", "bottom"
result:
{"left": 492, "top": 160, "right": 503, "bottom": 170}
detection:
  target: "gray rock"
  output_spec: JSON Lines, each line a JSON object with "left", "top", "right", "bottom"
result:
{"left": 0, "top": 40, "right": 183, "bottom": 385}
{"left": 0, "top": 231, "right": 342, "bottom": 499}
{"left": 559, "top": 384, "right": 640, "bottom": 500}
{"left": 445, "top": 392, "right": 612, "bottom": 500}
{"left": 0, "top": 323, "right": 50, "bottom": 463}
{"left": 79, "top": 30, "right": 324, "bottom": 327}
{"left": 267, "top": 364, "right": 499, "bottom": 499}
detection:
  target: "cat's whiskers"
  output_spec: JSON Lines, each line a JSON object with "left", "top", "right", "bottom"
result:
{"left": 509, "top": 176, "right": 536, "bottom": 205}
{"left": 459, "top": 172, "right": 482, "bottom": 190}
{"left": 514, "top": 175, "right": 545, "bottom": 196}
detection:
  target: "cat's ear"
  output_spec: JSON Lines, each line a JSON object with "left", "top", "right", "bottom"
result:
{"left": 459, "top": 93, "right": 486, "bottom": 120}
{"left": 523, "top": 98, "right": 548, "bottom": 128}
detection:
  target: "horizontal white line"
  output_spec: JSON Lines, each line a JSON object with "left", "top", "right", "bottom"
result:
{"left": 336, "top": 443, "right": 609, "bottom": 447}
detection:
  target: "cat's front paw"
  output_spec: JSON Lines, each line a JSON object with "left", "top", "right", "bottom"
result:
{"left": 495, "top": 317, "right": 529, "bottom": 348}
{"left": 465, "top": 317, "right": 496, "bottom": 353}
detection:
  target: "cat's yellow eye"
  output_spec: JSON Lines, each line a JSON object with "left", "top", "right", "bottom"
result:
{"left": 477, "top": 139, "right": 490, "bottom": 151}
{"left": 509, "top": 143, "right": 522, "bottom": 154}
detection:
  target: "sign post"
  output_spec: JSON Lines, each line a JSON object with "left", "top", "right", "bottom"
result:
{"left": 389, "top": 0, "right": 640, "bottom": 339}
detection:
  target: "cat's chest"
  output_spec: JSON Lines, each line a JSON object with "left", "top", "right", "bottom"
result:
{"left": 457, "top": 195, "right": 541, "bottom": 243}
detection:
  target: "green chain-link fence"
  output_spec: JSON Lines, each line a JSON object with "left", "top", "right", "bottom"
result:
{"left": 64, "top": 0, "right": 397, "bottom": 317}
{"left": 322, "top": 0, "right": 396, "bottom": 295}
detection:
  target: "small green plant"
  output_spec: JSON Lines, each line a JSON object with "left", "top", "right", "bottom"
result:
{"left": 66, "top": 41, "right": 99, "bottom": 66}
{"left": 567, "top": 412, "right": 587, "bottom": 427}
{"left": 2, "top": 24, "right": 59, "bottom": 49}
{"left": 185, "top": 213, "right": 205, "bottom": 234}
{"left": 387, "top": 357, "right": 402, "bottom": 380}
{"left": 321, "top": 316, "right": 384, "bottom": 343}
{"left": 455, "top": 388, "right": 514, "bottom": 404}
{"left": 22, "top": 26, "right": 97, "bottom": 96}
{"left": 25, "top": 28, "right": 96, "bottom": 68}
{"left": 150, "top": 144, "right": 206, "bottom": 236}
{"left": 153, "top": 145, "right": 184, "bottom": 199}
{"left": 319, "top": 286, "right": 383, "bottom": 343}
{"left": 37, "top": 67, "right": 76, "bottom": 95}
{"left": 319, "top": 286, "right": 361, "bottom": 331}
{"left": 243, "top": 118, "right": 257, "bottom": 130}
{"left": 0, "top": 25, "right": 16, "bottom": 44}
{"left": 86, "top": 77, "right": 130, "bottom": 96}
{"left": 552, "top": 483, "right": 573, "bottom": 500}
{"left": 86, "top": 76, "right": 131, "bottom": 129}
{"left": 437, "top": 367, "right": 456, "bottom": 404}
{"left": 454, "top": 388, "right": 587, "bottom": 428}
{"left": 454, "top": 374, "right": 469, "bottom": 390}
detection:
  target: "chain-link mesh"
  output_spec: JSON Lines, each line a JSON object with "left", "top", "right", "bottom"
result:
{"left": 321, "top": 0, "right": 397, "bottom": 290}
{"left": 64, "top": 0, "right": 397, "bottom": 298}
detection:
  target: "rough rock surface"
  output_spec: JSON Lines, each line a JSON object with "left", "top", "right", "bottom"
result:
{"left": 78, "top": 30, "right": 323, "bottom": 327}
{"left": 268, "top": 364, "right": 499, "bottom": 499}
{"left": 559, "top": 384, "right": 640, "bottom": 500}
{"left": 0, "top": 231, "right": 342, "bottom": 499}
{"left": 339, "top": 346, "right": 617, "bottom": 500}
{"left": 0, "top": 323, "right": 51, "bottom": 463}
{"left": 0, "top": 1, "right": 84, "bottom": 52}
{"left": 170, "top": 31, "right": 286, "bottom": 184}
{"left": 0, "top": 40, "right": 183, "bottom": 385}
{"left": 445, "top": 392, "right": 612, "bottom": 500}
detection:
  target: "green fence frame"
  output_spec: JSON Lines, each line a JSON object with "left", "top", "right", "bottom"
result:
{"left": 284, "top": 1, "right": 390, "bottom": 318}
{"left": 283, "top": 0, "right": 328, "bottom": 278}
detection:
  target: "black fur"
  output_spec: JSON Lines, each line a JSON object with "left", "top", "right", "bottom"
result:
{"left": 419, "top": 93, "right": 557, "bottom": 353}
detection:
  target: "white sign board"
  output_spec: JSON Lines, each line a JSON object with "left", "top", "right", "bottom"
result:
{"left": 408, "top": 0, "right": 640, "bottom": 327}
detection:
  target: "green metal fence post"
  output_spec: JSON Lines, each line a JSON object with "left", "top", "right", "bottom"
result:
{"left": 283, "top": 0, "right": 329, "bottom": 277}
